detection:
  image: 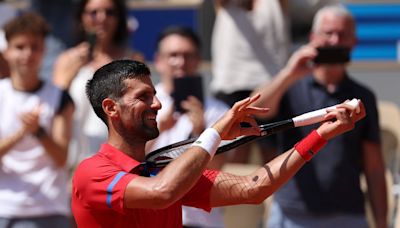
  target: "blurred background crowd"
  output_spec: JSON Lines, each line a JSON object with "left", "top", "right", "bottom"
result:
{"left": 0, "top": 0, "right": 399, "bottom": 227}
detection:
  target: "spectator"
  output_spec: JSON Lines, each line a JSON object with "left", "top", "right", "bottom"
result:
{"left": 72, "top": 59, "right": 365, "bottom": 228}
{"left": 147, "top": 26, "right": 229, "bottom": 227}
{"left": 0, "top": 12, "right": 74, "bottom": 227}
{"left": 252, "top": 4, "right": 387, "bottom": 228}
{"left": 52, "top": 0, "right": 144, "bottom": 167}
{"left": 211, "top": 0, "right": 291, "bottom": 163}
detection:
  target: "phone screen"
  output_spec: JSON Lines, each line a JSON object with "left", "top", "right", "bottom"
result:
{"left": 171, "top": 76, "right": 204, "bottom": 113}
{"left": 314, "top": 46, "right": 351, "bottom": 64}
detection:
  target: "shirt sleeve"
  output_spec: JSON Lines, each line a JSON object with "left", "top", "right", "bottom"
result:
{"left": 73, "top": 160, "right": 137, "bottom": 214}
{"left": 181, "top": 170, "right": 220, "bottom": 212}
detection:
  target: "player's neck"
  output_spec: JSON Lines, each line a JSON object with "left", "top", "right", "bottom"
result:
{"left": 108, "top": 134, "right": 146, "bottom": 162}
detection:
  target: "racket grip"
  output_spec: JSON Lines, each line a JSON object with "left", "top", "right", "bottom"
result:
{"left": 293, "top": 98, "right": 360, "bottom": 127}
{"left": 292, "top": 109, "right": 327, "bottom": 127}
{"left": 326, "top": 98, "right": 360, "bottom": 113}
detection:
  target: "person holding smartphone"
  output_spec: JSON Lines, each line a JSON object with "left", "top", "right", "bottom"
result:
{"left": 52, "top": 0, "right": 144, "bottom": 166}
{"left": 252, "top": 4, "right": 387, "bottom": 228}
{"left": 146, "top": 26, "right": 230, "bottom": 228}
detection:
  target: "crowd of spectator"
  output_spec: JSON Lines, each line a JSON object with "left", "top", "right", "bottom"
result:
{"left": 0, "top": 0, "right": 391, "bottom": 228}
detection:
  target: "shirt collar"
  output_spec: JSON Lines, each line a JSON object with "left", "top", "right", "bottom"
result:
{"left": 309, "top": 73, "right": 352, "bottom": 94}
{"left": 99, "top": 143, "right": 141, "bottom": 172}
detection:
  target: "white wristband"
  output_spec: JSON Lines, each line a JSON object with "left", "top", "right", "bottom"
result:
{"left": 192, "top": 128, "right": 221, "bottom": 158}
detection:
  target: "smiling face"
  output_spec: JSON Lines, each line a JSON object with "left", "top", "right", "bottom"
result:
{"left": 310, "top": 10, "right": 356, "bottom": 49}
{"left": 112, "top": 77, "right": 162, "bottom": 143}
{"left": 4, "top": 33, "right": 45, "bottom": 76}
{"left": 81, "top": 0, "right": 119, "bottom": 43}
{"left": 155, "top": 34, "right": 200, "bottom": 80}
{"left": 309, "top": 7, "right": 357, "bottom": 83}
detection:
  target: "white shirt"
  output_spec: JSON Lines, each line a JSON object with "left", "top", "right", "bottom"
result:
{"left": 0, "top": 79, "right": 69, "bottom": 217}
{"left": 211, "top": 0, "right": 290, "bottom": 94}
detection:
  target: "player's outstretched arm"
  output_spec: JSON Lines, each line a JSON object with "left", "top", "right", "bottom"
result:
{"left": 209, "top": 100, "right": 365, "bottom": 207}
{"left": 124, "top": 94, "right": 269, "bottom": 209}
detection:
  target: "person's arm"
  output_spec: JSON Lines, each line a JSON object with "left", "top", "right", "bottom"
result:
{"left": 53, "top": 43, "right": 90, "bottom": 90}
{"left": 124, "top": 95, "right": 268, "bottom": 209}
{"left": 251, "top": 45, "right": 317, "bottom": 119}
{"left": 37, "top": 101, "right": 74, "bottom": 167}
{"left": 181, "top": 96, "right": 205, "bottom": 137}
{"left": 363, "top": 141, "right": 388, "bottom": 228}
{"left": 0, "top": 128, "right": 26, "bottom": 158}
{"left": 208, "top": 101, "right": 366, "bottom": 207}
{"left": 0, "top": 106, "right": 43, "bottom": 158}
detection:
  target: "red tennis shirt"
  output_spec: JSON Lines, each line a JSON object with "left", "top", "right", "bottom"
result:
{"left": 72, "top": 143, "right": 219, "bottom": 228}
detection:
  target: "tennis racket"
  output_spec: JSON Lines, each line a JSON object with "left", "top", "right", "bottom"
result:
{"left": 145, "top": 99, "right": 360, "bottom": 168}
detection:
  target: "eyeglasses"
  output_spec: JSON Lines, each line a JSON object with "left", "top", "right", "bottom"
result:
{"left": 84, "top": 8, "right": 117, "bottom": 18}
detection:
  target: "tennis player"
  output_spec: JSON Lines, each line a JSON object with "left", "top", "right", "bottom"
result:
{"left": 72, "top": 59, "right": 365, "bottom": 227}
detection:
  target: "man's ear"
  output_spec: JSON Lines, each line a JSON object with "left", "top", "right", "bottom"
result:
{"left": 103, "top": 98, "right": 119, "bottom": 119}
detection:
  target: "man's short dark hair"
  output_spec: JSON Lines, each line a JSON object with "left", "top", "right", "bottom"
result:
{"left": 3, "top": 12, "right": 50, "bottom": 41}
{"left": 156, "top": 26, "right": 202, "bottom": 52}
{"left": 86, "top": 60, "right": 151, "bottom": 125}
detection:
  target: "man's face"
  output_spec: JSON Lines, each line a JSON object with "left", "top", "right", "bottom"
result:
{"left": 115, "top": 77, "right": 161, "bottom": 142}
{"left": 155, "top": 34, "right": 200, "bottom": 80}
{"left": 310, "top": 12, "right": 356, "bottom": 49}
{"left": 4, "top": 33, "right": 44, "bottom": 75}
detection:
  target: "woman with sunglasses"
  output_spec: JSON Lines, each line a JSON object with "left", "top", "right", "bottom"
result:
{"left": 53, "top": 0, "right": 144, "bottom": 166}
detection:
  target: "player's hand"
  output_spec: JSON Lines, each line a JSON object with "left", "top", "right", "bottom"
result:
{"left": 316, "top": 99, "right": 366, "bottom": 140}
{"left": 212, "top": 94, "right": 269, "bottom": 140}
{"left": 181, "top": 96, "right": 205, "bottom": 136}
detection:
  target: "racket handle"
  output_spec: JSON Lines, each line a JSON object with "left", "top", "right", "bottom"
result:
{"left": 293, "top": 98, "right": 360, "bottom": 127}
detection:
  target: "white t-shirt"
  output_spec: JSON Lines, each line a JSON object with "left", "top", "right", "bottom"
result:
{"left": 0, "top": 79, "right": 69, "bottom": 217}
{"left": 211, "top": 0, "right": 290, "bottom": 94}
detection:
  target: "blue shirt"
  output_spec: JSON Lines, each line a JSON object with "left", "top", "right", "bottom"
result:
{"left": 274, "top": 74, "right": 380, "bottom": 215}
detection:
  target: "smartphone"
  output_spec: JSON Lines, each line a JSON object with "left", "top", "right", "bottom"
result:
{"left": 313, "top": 46, "right": 351, "bottom": 64}
{"left": 171, "top": 76, "right": 204, "bottom": 113}
{"left": 85, "top": 32, "right": 97, "bottom": 60}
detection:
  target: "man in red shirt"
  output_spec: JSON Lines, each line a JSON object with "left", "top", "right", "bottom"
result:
{"left": 72, "top": 59, "right": 365, "bottom": 227}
